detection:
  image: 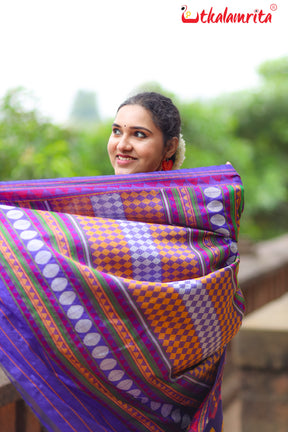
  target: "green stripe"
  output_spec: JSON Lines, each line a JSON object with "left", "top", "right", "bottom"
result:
{"left": 227, "top": 185, "right": 242, "bottom": 240}
{"left": 187, "top": 187, "right": 205, "bottom": 228}
{"left": 171, "top": 188, "right": 187, "bottom": 226}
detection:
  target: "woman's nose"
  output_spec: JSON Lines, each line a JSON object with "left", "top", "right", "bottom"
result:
{"left": 117, "top": 134, "right": 132, "bottom": 151}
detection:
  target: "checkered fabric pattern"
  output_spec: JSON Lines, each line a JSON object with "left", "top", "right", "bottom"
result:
{"left": 90, "top": 192, "right": 126, "bottom": 220}
{"left": 76, "top": 215, "right": 134, "bottom": 277}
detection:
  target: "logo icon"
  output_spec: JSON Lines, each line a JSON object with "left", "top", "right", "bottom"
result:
{"left": 181, "top": 5, "right": 199, "bottom": 23}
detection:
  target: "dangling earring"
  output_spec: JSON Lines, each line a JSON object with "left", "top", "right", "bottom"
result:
{"left": 162, "top": 159, "right": 173, "bottom": 171}
{"left": 162, "top": 158, "right": 173, "bottom": 171}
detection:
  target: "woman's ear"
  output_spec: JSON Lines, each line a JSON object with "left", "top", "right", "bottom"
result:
{"left": 165, "top": 137, "right": 179, "bottom": 159}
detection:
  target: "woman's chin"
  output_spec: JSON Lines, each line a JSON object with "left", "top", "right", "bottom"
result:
{"left": 114, "top": 166, "right": 137, "bottom": 175}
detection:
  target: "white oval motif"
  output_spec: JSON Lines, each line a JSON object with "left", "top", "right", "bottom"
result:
{"left": 210, "top": 214, "right": 225, "bottom": 227}
{"left": 151, "top": 401, "right": 161, "bottom": 411}
{"left": 181, "top": 414, "right": 191, "bottom": 429}
{"left": 161, "top": 404, "right": 173, "bottom": 418}
{"left": 171, "top": 408, "right": 181, "bottom": 423}
{"left": 226, "top": 256, "right": 236, "bottom": 265}
{"left": 0, "top": 205, "right": 15, "bottom": 210}
{"left": 59, "top": 291, "right": 76, "bottom": 305}
{"left": 67, "top": 305, "right": 84, "bottom": 320}
{"left": 128, "top": 389, "right": 141, "bottom": 398}
{"left": 35, "top": 250, "right": 52, "bottom": 265}
{"left": 27, "top": 239, "right": 44, "bottom": 252}
{"left": 207, "top": 200, "right": 223, "bottom": 213}
{"left": 100, "top": 358, "right": 117, "bottom": 371}
{"left": 7, "top": 209, "right": 24, "bottom": 220}
{"left": 75, "top": 319, "right": 92, "bottom": 333}
{"left": 116, "top": 379, "right": 133, "bottom": 390}
{"left": 20, "top": 230, "right": 38, "bottom": 240}
{"left": 92, "top": 345, "right": 109, "bottom": 359}
{"left": 216, "top": 228, "right": 230, "bottom": 237}
{"left": 108, "top": 370, "right": 125, "bottom": 382}
{"left": 14, "top": 220, "right": 31, "bottom": 230}
{"left": 51, "top": 277, "right": 68, "bottom": 292}
{"left": 43, "top": 263, "right": 60, "bottom": 278}
{"left": 83, "top": 332, "right": 101, "bottom": 346}
{"left": 204, "top": 187, "right": 221, "bottom": 198}
{"left": 230, "top": 242, "right": 238, "bottom": 253}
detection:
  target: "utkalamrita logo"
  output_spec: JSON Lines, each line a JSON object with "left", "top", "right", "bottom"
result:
{"left": 181, "top": 4, "right": 276, "bottom": 23}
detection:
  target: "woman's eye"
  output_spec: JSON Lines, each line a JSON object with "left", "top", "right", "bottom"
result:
{"left": 112, "top": 128, "right": 121, "bottom": 136}
{"left": 135, "top": 131, "right": 146, "bottom": 138}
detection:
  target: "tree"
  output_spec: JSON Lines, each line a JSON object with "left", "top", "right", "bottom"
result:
{"left": 0, "top": 87, "right": 113, "bottom": 181}
{"left": 222, "top": 57, "right": 288, "bottom": 239}
{"left": 69, "top": 90, "right": 100, "bottom": 125}
{"left": 258, "top": 56, "right": 288, "bottom": 83}
{"left": 0, "top": 88, "right": 77, "bottom": 180}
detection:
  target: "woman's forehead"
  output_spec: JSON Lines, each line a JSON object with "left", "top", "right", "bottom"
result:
{"left": 115, "top": 104, "right": 156, "bottom": 129}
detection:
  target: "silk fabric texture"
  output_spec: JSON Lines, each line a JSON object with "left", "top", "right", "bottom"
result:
{"left": 0, "top": 165, "right": 244, "bottom": 432}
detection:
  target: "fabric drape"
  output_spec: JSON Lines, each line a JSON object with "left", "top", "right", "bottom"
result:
{"left": 0, "top": 165, "right": 244, "bottom": 432}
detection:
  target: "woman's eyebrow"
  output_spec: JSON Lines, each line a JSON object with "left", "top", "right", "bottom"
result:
{"left": 112, "top": 123, "right": 152, "bottom": 134}
{"left": 130, "top": 126, "right": 152, "bottom": 133}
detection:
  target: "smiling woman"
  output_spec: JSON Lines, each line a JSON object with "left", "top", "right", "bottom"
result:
{"left": 107, "top": 92, "right": 185, "bottom": 175}
{"left": 0, "top": 91, "right": 245, "bottom": 432}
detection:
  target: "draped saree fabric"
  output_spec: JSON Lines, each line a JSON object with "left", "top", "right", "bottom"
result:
{"left": 0, "top": 165, "right": 244, "bottom": 432}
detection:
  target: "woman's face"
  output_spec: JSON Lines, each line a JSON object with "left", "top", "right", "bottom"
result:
{"left": 107, "top": 104, "right": 169, "bottom": 175}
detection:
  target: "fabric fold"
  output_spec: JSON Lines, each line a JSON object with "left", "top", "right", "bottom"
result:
{"left": 0, "top": 165, "right": 244, "bottom": 432}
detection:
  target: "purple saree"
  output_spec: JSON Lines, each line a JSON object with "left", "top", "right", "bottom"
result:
{"left": 0, "top": 165, "right": 244, "bottom": 432}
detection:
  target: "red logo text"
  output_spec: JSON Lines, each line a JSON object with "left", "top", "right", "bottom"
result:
{"left": 181, "top": 5, "right": 275, "bottom": 24}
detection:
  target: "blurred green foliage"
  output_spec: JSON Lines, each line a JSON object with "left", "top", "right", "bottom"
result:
{"left": 0, "top": 57, "right": 287, "bottom": 241}
{"left": 69, "top": 90, "right": 100, "bottom": 125}
{"left": 0, "top": 88, "right": 78, "bottom": 180}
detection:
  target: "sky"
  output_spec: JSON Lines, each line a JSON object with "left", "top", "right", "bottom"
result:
{"left": 0, "top": 0, "right": 287, "bottom": 123}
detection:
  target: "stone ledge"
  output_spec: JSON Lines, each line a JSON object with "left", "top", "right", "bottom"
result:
{"left": 0, "top": 368, "right": 20, "bottom": 407}
{"left": 233, "top": 293, "right": 288, "bottom": 371}
{"left": 239, "top": 234, "right": 288, "bottom": 284}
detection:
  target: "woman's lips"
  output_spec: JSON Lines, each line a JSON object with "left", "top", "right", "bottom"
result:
{"left": 116, "top": 155, "right": 137, "bottom": 164}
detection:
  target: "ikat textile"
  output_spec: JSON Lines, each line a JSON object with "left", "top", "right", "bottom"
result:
{"left": 0, "top": 165, "right": 245, "bottom": 432}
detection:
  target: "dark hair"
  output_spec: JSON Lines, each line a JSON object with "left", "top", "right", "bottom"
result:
{"left": 117, "top": 92, "right": 181, "bottom": 161}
